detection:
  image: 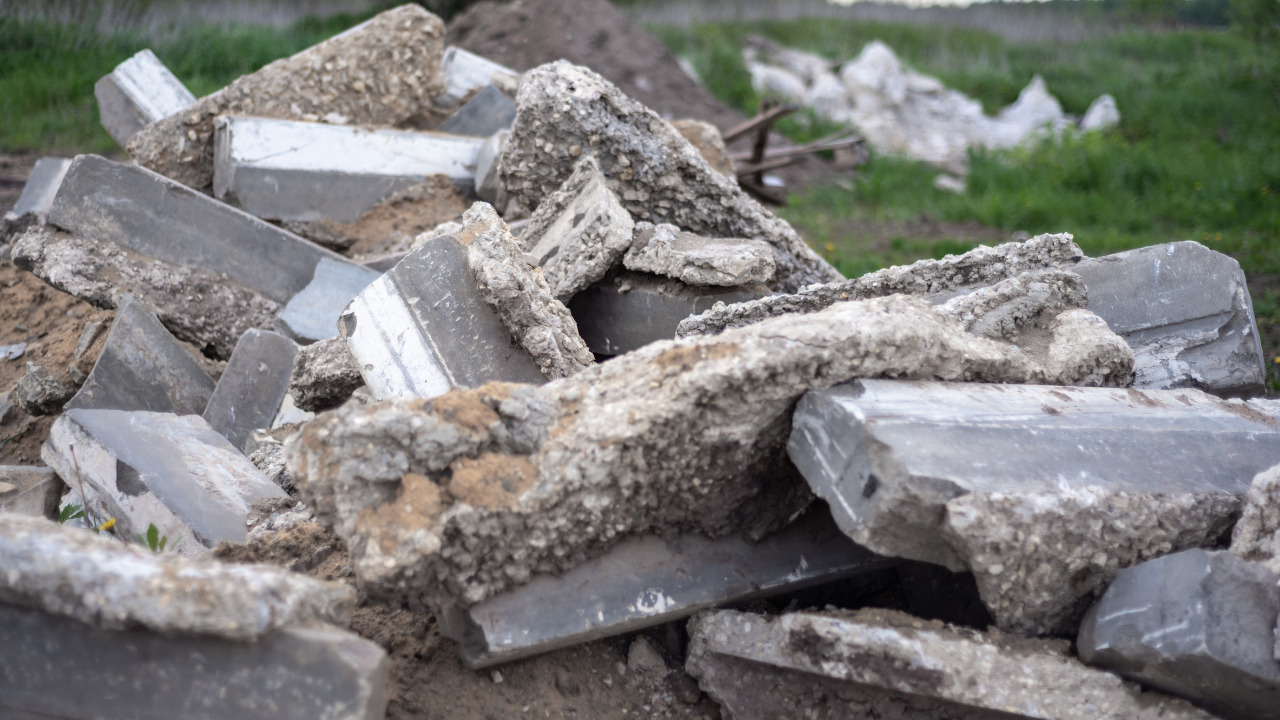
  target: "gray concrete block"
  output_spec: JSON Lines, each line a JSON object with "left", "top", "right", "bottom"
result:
{"left": 93, "top": 49, "right": 195, "bottom": 148}
{"left": 438, "top": 84, "right": 517, "bottom": 137}
{"left": 437, "top": 506, "right": 891, "bottom": 668}
{"left": 42, "top": 409, "right": 288, "bottom": 553}
{"left": 1074, "top": 241, "right": 1265, "bottom": 397}
{"left": 340, "top": 233, "right": 546, "bottom": 399}
{"left": 0, "top": 602, "right": 386, "bottom": 720}
{"left": 66, "top": 296, "right": 215, "bottom": 415}
{"left": 623, "top": 222, "right": 776, "bottom": 287}
{"left": 473, "top": 131, "right": 507, "bottom": 208}
{"left": 0, "top": 467, "right": 61, "bottom": 519}
{"left": 787, "top": 378, "right": 1280, "bottom": 635}
{"left": 686, "top": 608, "right": 1216, "bottom": 720}
{"left": 4, "top": 156, "right": 71, "bottom": 222}
{"left": 1079, "top": 549, "right": 1280, "bottom": 720}
{"left": 213, "top": 116, "right": 482, "bottom": 224}
{"left": 202, "top": 329, "right": 299, "bottom": 454}
{"left": 439, "top": 46, "right": 518, "bottom": 109}
{"left": 288, "top": 336, "right": 364, "bottom": 412}
{"left": 277, "top": 257, "right": 379, "bottom": 343}
{"left": 567, "top": 272, "right": 765, "bottom": 355}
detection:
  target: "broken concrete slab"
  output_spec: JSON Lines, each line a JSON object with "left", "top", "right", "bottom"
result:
{"left": 1232, "top": 462, "right": 1280, "bottom": 573}
{"left": 677, "top": 232, "right": 1083, "bottom": 337}
{"left": 1078, "top": 548, "right": 1280, "bottom": 720}
{"left": 519, "top": 155, "right": 636, "bottom": 302}
{"left": 65, "top": 296, "right": 215, "bottom": 415}
{"left": 276, "top": 257, "right": 379, "bottom": 343}
{"left": 567, "top": 271, "right": 766, "bottom": 356}
{"left": 11, "top": 225, "right": 279, "bottom": 360}
{"left": 787, "top": 379, "right": 1280, "bottom": 635}
{"left": 213, "top": 116, "right": 482, "bottom": 223}
{"left": 3, "top": 156, "right": 71, "bottom": 225}
{"left": 438, "top": 45, "right": 519, "bottom": 109}
{"left": 670, "top": 119, "right": 734, "bottom": 178}
{"left": 501, "top": 60, "right": 841, "bottom": 293}
{"left": 623, "top": 222, "right": 775, "bottom": 287}
{"left": 473, "top": 130, "right": 508, "bottom": 209}
{"left": 0, "top": 467, "right": 61, "bottom": 518}
{"left": 439, "top": 84, "right": 517, "bottom": 137}
{"left": 1074, "top": 240, "right": 1265, "bottom": 397}
{"left": 12, "top": 361, "right": 80, "bottom": 415}
{"left": 127, "top": 4, "right": 447, "bottom": 193}
{"left": 288, "top": 336, "right": 364, "bottom": 412}
{"left": 94, "top": 48, "right": 196, "bottom": 148}
{"left": 0, "top": 602, "right": 387, "bottom": 720}
{"left": 686, "top": 608, "right": 1216, "bottom": 719}
{"left": 288, "top": 293, "right": 1105, "bottom": 612}
{"left": 202, "top": 329, "right": 299, "bottom": 453}
{"left": 0, "top": 513, "right": 353, "bottom": 639}
{"left": 438, "top": 506, "right": 891, "bottom": 668}
{"left": 43, "top": 409, "right": 289, "bottom": 553}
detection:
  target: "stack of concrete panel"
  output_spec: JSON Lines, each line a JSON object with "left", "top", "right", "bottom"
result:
{"left": 94, "top": 49, "right": 196, "bottom": 147}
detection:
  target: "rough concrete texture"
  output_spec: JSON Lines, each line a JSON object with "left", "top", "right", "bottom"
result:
{"left": 12, "top": 361, "right": 80, "bottom": 415}
{"left": 678, "top": 232, "right": 1083, "bottom": 337}
{"left": 669, "top": 119, "right": 734, "bottom": 178}
{"left": 519, "top": 155, "right": 636, "bottom": 302}
{"left": 43, "top": 409, "right": 289, "bottom": 553}
{"left": 0, "top": 602, "right": 387, "bottom": 720}
{"left": 686, "top": 608, "right": 1215, "bottom": 720}
{"left": 0, "top": 513, "right": 353, "bottom": 640}
{"left": 0, "top": 466, "right": 61, "bottom": 519}
{"left": 459, "top": 202, "right": 594, "bottom": 379}
{"left": 11, "top": 225, "right": 279, "bottom": 359}
{"left": 287, "top": 293, "right": 1115, "bottom": 612}
{"left": 500, "top": 60, "right": 841, "bottom": 293}
{"left": 1074, "top": 241, "right": 1266, "bottom": 397}
{"left": 623, "top": 222, "right": 775, "bottom": 287}
{"left": 1078, "top": 549, "right": 1280, "bottom": 720}
{"left": 289, "top": 337, "right": 365, "bottom": 413}
{"left": 788, "top": 379, "right": 1280, "bottom": 635}
{"left": 126, "top": 4, "right": 446, "bottom": 193}
{"left": 1231, "top": 462, "right": 1280, "bottom": 573}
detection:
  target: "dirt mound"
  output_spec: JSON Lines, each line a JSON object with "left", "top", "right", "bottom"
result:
{"left": 448, "top": 0, "right": 744, "bottom": 131}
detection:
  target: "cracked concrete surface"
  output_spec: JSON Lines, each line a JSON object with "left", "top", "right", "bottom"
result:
{"left": 623, "top": 222, "right": 775, "bottom": 287}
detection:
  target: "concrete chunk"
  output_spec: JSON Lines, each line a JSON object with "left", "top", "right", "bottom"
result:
{"left": 287, "top": 293, "right": 1103, "bottom": 612}
{"left": 0, "top": 467, "right": 61, "bottom": 519}
{"left": 1074, "top": 241, "right": 1265, "bottom": 396}
{"left": 277, "top": 257, "right": 379, "bottom": 343}
{"left": 288, "top": 336, "right": 364, "bottom": 412}
{"left": 787, "top": 379, "right": 1280, "bottom": 635}
{"left": 0, "top": 513, "right": 352, "bottom": 639}
{"left": 438, "top": 506, "right": 891, "bottom": 668}
{"left": 677, "top": 232, "right": 1083, "bottom": 337}
{"left": 94, "top": 49, "right": 196, "bottom": 147}
{"left": 438, "top": 84, "right": 517, "bottom": 137}
{"left": 686, "top": 608, "right": 1215, "bottom": 720}
{"left": 1078, "top": 549, "right": 1280, "bottom": 720}
{"left": 502, "top": 61, "right": 841, "bottom": 293}
{"left": 213, "top": 116, "right": 482, "bottom": 223}
{"left": 473, "top": 130, "right": 508, "bottom": 208}
{"left": 202, "top": 330, "right": 299, "bottom": 453}
{"left": 623, "top": 222, "right": 776, "bottom": 287}
{"left": 127, "top": 5, "right": 447, "bottom": 192}
{"left": 0, "top": 603, "right": 387, "bottom": 720}
{"left": 1232, "top": 463, "right": 1280, "bottom": 573}
{"left": 43, "top": 409, "right": 288, "bottom": 553}
{"left": 66, "top": 296, "right": 215, "bottom": 415}
{"left": 439, "top": 46, "right": 518, "bottom": 109}
{"left": 567, "top": 272, "right": 765, "bottom": 355}
{"left": 4, "top": 156, "right": 71, "bottom": 223}
{"left": 520, "top": 155, "right": 636, "bottom": 302}
{"left": 670, "top": 119, "right": 735, "bottom": 178}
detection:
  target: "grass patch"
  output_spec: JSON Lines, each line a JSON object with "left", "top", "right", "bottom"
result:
{"left": 0, "top": 9, "right": 382, "bottom": 154}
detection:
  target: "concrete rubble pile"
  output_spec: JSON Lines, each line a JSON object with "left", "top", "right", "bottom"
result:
{"left": 0, "top": 6, "right": 1277, "bottom": 719}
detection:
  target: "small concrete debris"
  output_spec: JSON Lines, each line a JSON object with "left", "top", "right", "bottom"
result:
{"left": 12, "top": 361, "right": 80, "bottom": 416}
{"left": 1074, "top": 240, "right": 1265, "bottom": 397}
{"left": 686, "top": 608, "right": 1215, "bottom": 720}
{"left": 623, "top": 222, "right": 776, "bottom": 287}
{"left": 43, "top": 409, "right": 289, "bottom": 553}
{"left": 438, "top": 45, "right": 520, "bottom": 110}
{"left": 788, "top": 378, "right": 1280, "bottom": 635}
{"left": 1082, "top": 93, "right": 1122, "bottom": 132}
{"left": 436, "top": 506, "right": 891, "bottom": 668}
{"left": 2, "top": 156, "right": 70, "bottom": 228}
{"left": 0, "top": 342, "right": 26, "bottom": 360}
{"left": 670, "top": 118, "right": 736, "bottom": 178}
{"left": 213, "top": 116, "right": 482, "bottom": 223}
{"left": 126, "top": 4, "right": 447, "bottom": 193}
{"left": 1232, "top": 462, "right": 1280, "bottom": 573}
{"left": 202, "top": 329, "right": 299, "bottom": 454}
{"left": 288, "top": 336, "right": 364, "bottom": 412}
{"left": 1078, "top": 548, "right": 1280, "bottom": 720}
{"left": 567, "top": 271, "right": 766, "bottom": 356}
{"left": 438, "top": 84, "right": 518, "bottom": 137}
{"left": 93, "top": 48, "right": 196, "bottom": 148}
{"left": 0, "top": 466, "right": 62, "bottom": 518}
{"left": 65, "top": 296, "right": 215, "bottom": 416}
